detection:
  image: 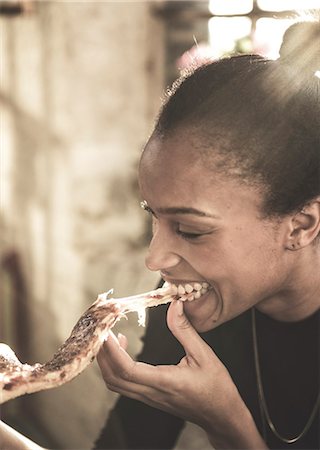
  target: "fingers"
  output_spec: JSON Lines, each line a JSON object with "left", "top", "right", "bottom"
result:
{"left": 96, "top": 323, "right": 225, "bottom": 424}
{"left": 117, "top": 332, "right": 128, "bottom": 351}
{"left": 97, "top": 333, "right": 147, "bottom": 396}
{"left": 97, "top": 331, "right": 137, "bottom": 384}
{"left": 97, "top": 335, "right": 189, "bottom": 418}
{"left": 97, "top": 309, "right": 217, "bottom": 409}
{"left": 97, "top": 331, "right": 175, "bottom": 389}
{"left": 167, "top": 300, "right": 213, "bottom": 363}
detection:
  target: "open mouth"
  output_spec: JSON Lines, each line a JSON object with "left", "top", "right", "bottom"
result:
{"left": 163, "top": 281, "right": 211, "bottom": 302}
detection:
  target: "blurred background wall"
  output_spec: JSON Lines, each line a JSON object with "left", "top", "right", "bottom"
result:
{"left": 0, "top": 1, "right": 166, "bottom": 447}
{"left": 0, "top": 0, "right": 318, "bottom": 449}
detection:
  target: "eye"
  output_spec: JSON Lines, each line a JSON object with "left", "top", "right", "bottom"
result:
{"left": 176, "top": 229, "right": 205, "bottom": 240}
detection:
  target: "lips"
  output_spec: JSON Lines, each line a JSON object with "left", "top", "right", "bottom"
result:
{"left": 162, "top": 281, "right": 210, "bottom": 302}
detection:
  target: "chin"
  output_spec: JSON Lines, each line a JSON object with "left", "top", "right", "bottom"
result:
{"left": 191, "top": 317, "right": 221, "bottom": 333}
{"left": 183, "top": 290, "right": 223, "bottom": 332}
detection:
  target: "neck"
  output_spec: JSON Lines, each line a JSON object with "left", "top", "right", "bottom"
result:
{"left": 257, "top": 253, "right": 320, "bottom": 322}
{"left": 257, "top": 298, "right": 319, "bottom": 323}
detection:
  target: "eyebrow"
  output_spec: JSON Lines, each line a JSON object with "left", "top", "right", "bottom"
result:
{"left": 141, "top": 201, "right": 220, "bottom": 219}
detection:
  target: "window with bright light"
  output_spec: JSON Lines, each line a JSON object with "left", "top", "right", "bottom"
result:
{"left": 207, "top": 0, "right": 320, "bottom": 60}
{"left": 209, "top": 17, "right": 252, "bottom": 58}
{"left": 257, "top": 0, "right": 320, "bottom": 12}
{"left": 209, "top": 0, "right": 253, "bottom": 15}
{"left": 174, "top": 1, "right": 319, "bottom": 74}
{"left": 254, "top": 18, "right": 296, "bottom": 59}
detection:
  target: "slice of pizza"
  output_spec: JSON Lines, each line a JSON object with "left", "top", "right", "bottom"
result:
{"left": 0, "top": 286, "right": 169, "bottom": 404}
{"left": 0, "top": 281, "right": 209, "bottom": 404}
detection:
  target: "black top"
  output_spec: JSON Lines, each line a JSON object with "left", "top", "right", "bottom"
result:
{"left": 94, "top": 303, "right": 319, "bottom": 450}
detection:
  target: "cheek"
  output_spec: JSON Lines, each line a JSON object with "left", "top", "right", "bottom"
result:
{"left": 194, "top": 238, "right": 273, "bottom": 283}
{"left": 188, "top": 242, "right": 237, "bottom": 275}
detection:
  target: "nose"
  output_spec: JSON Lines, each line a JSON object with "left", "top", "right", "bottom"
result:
{"left": 145, "top": 228, "right": 181, "bottom": 272}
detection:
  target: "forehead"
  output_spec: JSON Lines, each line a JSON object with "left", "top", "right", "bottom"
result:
{"left": 141, "top": 132, "right": 201, "bottom": 168}
{"left": 140, "top": 129, "right": 246, "bottom": 182}
{"left": 140, "top": 133, "right": 207, "bottom": 194}
{"left": 139, "top": 134, "right": 263, "bottom": 216}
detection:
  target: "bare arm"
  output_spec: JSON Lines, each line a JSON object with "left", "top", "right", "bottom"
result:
{"left": 0, "top": 421, "right": 45, "bottom": 450}
{"left": 97, "top": 300, "right": 268, "bottom": 449}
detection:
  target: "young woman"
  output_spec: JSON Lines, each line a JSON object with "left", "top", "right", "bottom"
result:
{"left": 95, "top": 21, "right": 320, "bottom": 450}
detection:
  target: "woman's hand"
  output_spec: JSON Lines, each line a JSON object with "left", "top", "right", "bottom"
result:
{"left": 97, "top": 300, "right": 267, "bottom": 449}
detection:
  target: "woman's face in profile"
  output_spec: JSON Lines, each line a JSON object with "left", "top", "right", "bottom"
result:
{"left": 139, "top": 132, "right": 292, "bottom": 331}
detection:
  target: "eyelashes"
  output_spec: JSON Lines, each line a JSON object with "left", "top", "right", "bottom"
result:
{"left": 140, "top": 201, "right": 210, "bottom": 241}
{"left": 176, "top": 230, "right": 204, "bottom": 240}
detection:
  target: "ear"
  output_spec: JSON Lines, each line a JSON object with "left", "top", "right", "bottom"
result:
{"left": 286, "top": 197, "right": 320, "bottom": 250}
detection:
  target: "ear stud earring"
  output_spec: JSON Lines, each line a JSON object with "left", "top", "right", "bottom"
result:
{"left": 290, "top": 242, "right": 300, "bottom": 250}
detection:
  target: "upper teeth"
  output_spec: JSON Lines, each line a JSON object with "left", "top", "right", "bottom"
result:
{"left": 163, "top": 281, "right": 210, "bottom": 302}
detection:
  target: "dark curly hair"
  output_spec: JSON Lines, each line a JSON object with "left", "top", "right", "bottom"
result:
{"left": 151, "top": 22, "right": 320, "bottom": 218}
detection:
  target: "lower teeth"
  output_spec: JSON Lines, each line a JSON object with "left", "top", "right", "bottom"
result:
{"left": 179, "top": 289, "right": 208, "bottom": 302}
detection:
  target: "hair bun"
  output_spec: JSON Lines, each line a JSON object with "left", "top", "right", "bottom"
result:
{"left": 279, "top": 20, "right": 320, "bottom": 76}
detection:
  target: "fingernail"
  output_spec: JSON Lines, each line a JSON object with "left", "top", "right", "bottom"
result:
{"left": 176, "top": 300, "right": 184, "bottom": 316}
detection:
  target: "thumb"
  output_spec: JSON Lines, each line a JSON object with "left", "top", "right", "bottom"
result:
{"left": 117, "top": 332, "right": 128, "bottom": 351}
{"left": 167, "top": 300, "right": 212, "bottom": 361}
